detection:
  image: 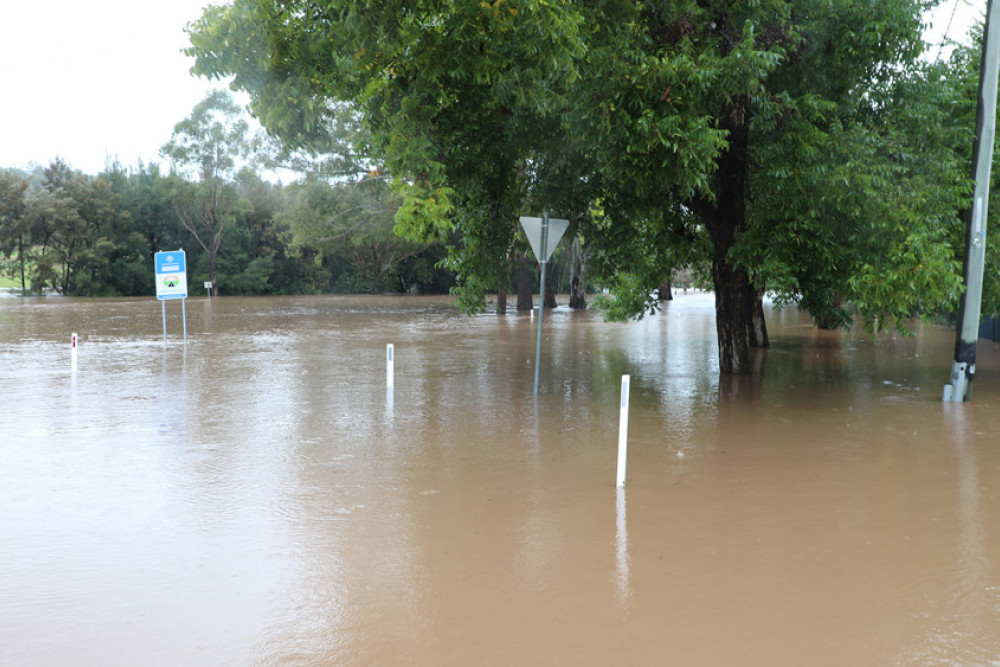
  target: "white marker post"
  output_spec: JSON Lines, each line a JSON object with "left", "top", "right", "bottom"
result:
{"left": 386, "top": 344, "right": 395, "bottom": 388}
{"left": 71, "top": 333, "right": 78, "bottom": 371}
{"left": 616, "top": 374, "right": 631, "bottom": 488}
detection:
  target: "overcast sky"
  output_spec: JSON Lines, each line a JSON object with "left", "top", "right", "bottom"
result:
{"left": 0, "top": 0, "right": 986, "bottom": 177}
{"left": 0, "top": 0, "right": 223, "bottom": 175}
{"left": 926, "top": 0, "right": 983, "bottom": 57}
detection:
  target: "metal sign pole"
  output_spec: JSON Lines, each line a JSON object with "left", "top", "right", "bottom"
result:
{"left": 162, "top": 301, "right": 167, "bottom": 343}
{"left": 519, "top": 212, "right": 569, "bottom": 395}
{"left": 533, "top": 212, "right": 550, "bottom": 395}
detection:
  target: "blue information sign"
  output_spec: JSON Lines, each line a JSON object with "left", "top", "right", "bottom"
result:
{"left": 154, "top": 250, "right": 188, "bottom": 300}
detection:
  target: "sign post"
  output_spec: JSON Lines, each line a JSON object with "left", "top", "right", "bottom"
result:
{"left": 519, "top": 212, "right": 570, "bottom": 394}
{"left": 154, "top": 250, "right": 188, "bottom": 344}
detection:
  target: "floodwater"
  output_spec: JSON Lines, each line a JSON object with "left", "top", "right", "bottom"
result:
{"left": 3, "top": 292, "right": 1000, "bottom": 665}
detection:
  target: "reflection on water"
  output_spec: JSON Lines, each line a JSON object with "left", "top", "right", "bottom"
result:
{"left": 901, "top": 405, "right": 999, "bottom": 664}
{"left": 3, "top": 293, "right": 1000, "bottom": 664}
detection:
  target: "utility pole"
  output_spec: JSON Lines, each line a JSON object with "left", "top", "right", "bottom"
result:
{"left": 944, "top": 0, "right": 1000, "bottom": 403}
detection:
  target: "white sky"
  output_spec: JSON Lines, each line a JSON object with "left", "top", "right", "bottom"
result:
{"left": 0, "top": 0, "right": 987, "bottom": 177}
{"left": 926, "top": 0, "right": 984, "bottom": 57}
{"left": 0, "top": 0, "right": 225, "bottom": 175}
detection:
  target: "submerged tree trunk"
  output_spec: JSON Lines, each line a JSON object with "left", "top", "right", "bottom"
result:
{"left": 569, "top": 237, "right": 587, "bottom": 309}
{"left": 544, "top": 265, "right": 557, "bottom": 308}
{"left": 209, "top": 248, "right": 219, "bottom": 296}
{"left": 658, "top": 277, "right": 673, "bottom": 301}
{"left": 811, "top": 292, "right": 843, "bottom": 329}
{"left": 516, "top": 255, "right": 533, "bottom": 311}
{"left": 497, "top": 245, "right": 515, "bottom": 314}
{"left": 711, "top": 252, "right": 759, "bottom": 373}
{"left": 18, "top": 234, "right": 26, "bottom": 290}
{"left": 750, "top": 290, "right": 768, "bottom": 348}
{"left": 697, "top": 95, "right": 768, "bottom": 374}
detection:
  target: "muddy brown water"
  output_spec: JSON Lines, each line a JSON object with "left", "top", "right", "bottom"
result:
{"left": 2, "top": 292, "right": 1000, "bottom": 665}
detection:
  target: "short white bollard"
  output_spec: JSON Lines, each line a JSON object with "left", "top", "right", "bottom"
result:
{"left": 616, "top": 374, "right": 630, "bottom": 488}
{"left": 386, "top": 344, "right": 395, "bottom": 388}
{"left": 71, "top": 333, "right": 78, "bottom": 371}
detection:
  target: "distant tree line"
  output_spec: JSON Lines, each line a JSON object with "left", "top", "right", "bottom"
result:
{"left": 0, "top": 90, "right": 458, "bottom": 298}
{"left": 0, "top": 156, "right": 454, "bottom": 298}
{"left": 0, "top": 89, "right": 599, "bottom": 302}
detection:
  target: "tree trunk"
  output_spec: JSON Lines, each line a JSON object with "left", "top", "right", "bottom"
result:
{"left": 370, "top": 243, "right": 381, "bottom": 295}
{"left": 750, "top": 290, "right": 768, "bottom": 348}
{"left": 811, "top": 293, "right": 843, "bottom": 329}
{"left": 516, "top": 256, "right": 533, "bottom": 311}
{"left": 712, "top": 252, "right": 757, "bottom": 374}
{"left": 569, "top": 237, "right": 587, "bottom": 309}
{"left": 658, "top": 277, "right": 673, "bottom": 301}
{"left": 701, "top": 94, "right": 768, "bottom": 374}
{"left": 498, "top": 245, "right": 515, "bottom": 314}
{"left": 544, "top": 266, "right": 557, "bottom": 308}
{"left": 18, "top": 234, "right": 25, "bottom": 290}
{"left": 209, "top": 248, "right": 219, "bottom": 297}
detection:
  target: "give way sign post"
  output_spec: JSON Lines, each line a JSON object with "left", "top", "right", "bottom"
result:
{"left": 519, "top": 212, "right": 569, "bottom": 394}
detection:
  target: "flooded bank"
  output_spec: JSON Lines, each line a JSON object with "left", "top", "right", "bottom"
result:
{"left": 2, "top": 293, "right": 1000, "bottom": 665}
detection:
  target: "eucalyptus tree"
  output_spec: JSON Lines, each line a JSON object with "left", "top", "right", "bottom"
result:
{"left": 22, "top": 187, "right": 78, "bottom": 293}
{"left": 0, "top": 170, "right": 31, "bottom": 289}
{"left": 21, "top": 160, "right": 130, "bottom": 295}
{"left": 253, "top": 102, "right": 372, "bottom": 181}
{"left": 101, "top": 162, "right": 192, "bottom": 296}
{"left": 280, "top": 174, "right": 423, "bottom": 294}
{"left": 161, "top": 89, "right": 254, "bottom": 295}
{"left": 186, "top": 0, "right": 970, "bottom": 373}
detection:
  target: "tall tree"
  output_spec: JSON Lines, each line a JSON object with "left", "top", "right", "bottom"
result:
{"left": 570, "top": 0, "right": 967, "bottom": 370}
{"left": 22, "top": 160, "right": 129, "bottom": 296}
{"left": 102, "top": 162, "right": 189, "bottom": 296}
{"left": 161, "top": 89, "right": 254, "bottom": 296}
{"left": 0, "top": 171, "right": 31, "bottom": 289}
{"left": 186, "top": 0, "right": 969, "bottom": 373}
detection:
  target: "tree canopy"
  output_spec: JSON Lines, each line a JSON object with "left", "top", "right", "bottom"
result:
{"left": 185, "top": 0, "right": 977, "bottom": 373}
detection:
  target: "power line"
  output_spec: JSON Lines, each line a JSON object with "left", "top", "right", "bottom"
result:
{"left": 935, "top": 0, "right": 963, "bottom": 61}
